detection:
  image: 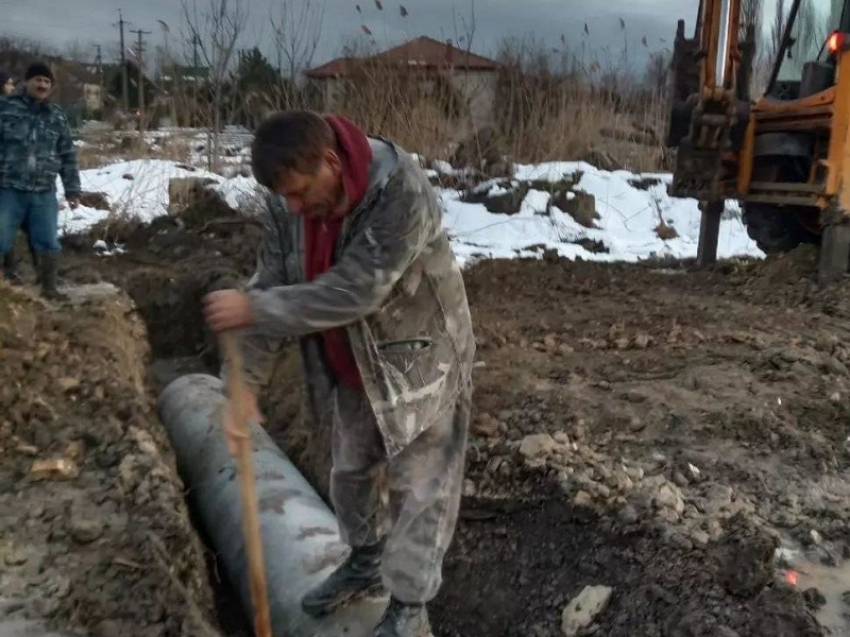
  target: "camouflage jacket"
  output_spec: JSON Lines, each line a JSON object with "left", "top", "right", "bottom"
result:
{"left": 225, "top": 137, "right": 476, "bottom": 457}
{"left": 0, "top": 90, "right": 81, "bottom": 197}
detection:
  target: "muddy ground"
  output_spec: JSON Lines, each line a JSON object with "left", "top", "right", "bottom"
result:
{"left": 4, "top": 205, "right": 850, "bottom": 636}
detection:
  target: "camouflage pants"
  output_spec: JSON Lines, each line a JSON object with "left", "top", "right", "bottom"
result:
{"left": 329, "top": 381, "right": 470, "bottom": 604}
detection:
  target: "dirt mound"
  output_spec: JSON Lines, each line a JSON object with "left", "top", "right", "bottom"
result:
{"left": 0, "top": 283, "right": 221, "bottom": 637}
{"left": 722, "top": 245, "right": 819, "bottom": 302}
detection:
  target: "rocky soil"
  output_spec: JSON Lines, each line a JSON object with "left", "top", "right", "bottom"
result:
{"left": 432, "top": 249, "right": 848, "bottom": 636}
{"left": 5, "top": 201, "right": 850, "bottom": 635}
{"left": 0, "top": 282, "right": 222, "bottom": 636}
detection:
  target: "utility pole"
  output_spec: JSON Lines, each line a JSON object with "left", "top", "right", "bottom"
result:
{"left": 115, "top": 9, "right": 130, "bottom": 113}
{"left": 130, "top": 28, "right": 151, "bottom": 136}
{"left": 94, "top": 45, "right": 103, "bottom": 80}
{"left": 93, "top": 44, "right": 104, "bottom": 114}
{"left": 192, "top": 33, "right": 201, "bottom": 69}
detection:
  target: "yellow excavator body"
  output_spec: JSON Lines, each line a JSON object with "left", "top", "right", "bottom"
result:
{"left": 667, "top": 0, "right": 850, "bottom": 282}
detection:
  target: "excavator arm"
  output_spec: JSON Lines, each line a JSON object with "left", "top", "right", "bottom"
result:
{"left": 666, "top": 0, "right": 755, "bottom": 264}
{"left": 668, "top": 0, "right": 850, "bottom": 283}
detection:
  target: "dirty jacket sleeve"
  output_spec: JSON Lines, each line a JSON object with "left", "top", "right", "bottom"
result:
{"left": 56, "top": 111, "right": 81, "bottom": 199}
{"left": 220, "top": 208, "right": 290, "bottom": 396}
{"left": 247, "top": 172, "right": 438, "bottom": 339}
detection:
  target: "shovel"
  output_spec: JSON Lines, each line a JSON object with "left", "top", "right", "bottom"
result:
{"left": 220, "top": 330, "right": 273, "bottom": 637}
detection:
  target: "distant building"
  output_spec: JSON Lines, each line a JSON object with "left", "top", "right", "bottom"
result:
{"left": 305, "top": 36, "right": 501, "bottom": 130}
{"left": 158, "top": 64, "right": 210, "bottom": 87}
{"left": 51, "top": 59, "right": 103, "bottom": 115}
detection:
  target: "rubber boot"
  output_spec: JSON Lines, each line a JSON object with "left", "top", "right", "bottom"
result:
{"left": 301, "top": 540, "right": 386, "bottom": 618}
{"left": 373, "top": 597, "right": 433, "bottom": 637}
{"left": 37, "top": 251, "right": 68, "bottom": 301}
{"left": 2, "top": 250, "right": 22, "bottom": 285}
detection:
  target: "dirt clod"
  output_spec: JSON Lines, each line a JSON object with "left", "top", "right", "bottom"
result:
{"left": 802, "top": 587, "right": 826, "bottom": 610}
{"left": 29, "top": 459, "right": 80, "bottom": 481}
{"left": 750, "top": 586, "right": 823, "bottom": 637}
{"left": 519, "top": 433, "right": 559, "bottom": 459}
{"left": 713, "top": 513, "right": 779, "bottom": 598}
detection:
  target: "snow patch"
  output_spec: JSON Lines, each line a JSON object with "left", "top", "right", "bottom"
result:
{"left": 57, "top": 156, "right": 764, "bottom": 266}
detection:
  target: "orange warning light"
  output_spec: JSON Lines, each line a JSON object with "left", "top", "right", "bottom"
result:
{"left": 828, "top": 31, "right": 849, "bottom": 54}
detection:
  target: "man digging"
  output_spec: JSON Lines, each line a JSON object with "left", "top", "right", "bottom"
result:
{"left": 203, "top": 110, "right": 475, "bottom": 637}
{"left": 0, "top": 62, "right": 80, "bottom": 299}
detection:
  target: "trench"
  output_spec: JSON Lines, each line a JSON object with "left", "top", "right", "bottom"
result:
{"left": 145, "top": 348, "right": 254, "bottom": 637}
{"left": 125, "top": 284, "right": 730, "bottom": 637}
{"left": 123, "top": 275, "right": 650, "bottom": 637}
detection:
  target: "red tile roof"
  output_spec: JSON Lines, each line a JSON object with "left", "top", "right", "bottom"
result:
{"left": 305, "top": 36, "right": 500, "bottom": 79}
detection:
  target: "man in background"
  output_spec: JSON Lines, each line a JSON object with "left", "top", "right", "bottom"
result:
{"left": 0, "top": 68, "right": 14, "bottom": 95}
{"left": 0, "top": 66, "right": 20, "bottom": 283}
{"left": 0, "top": 62, "right": 80, "bottom": 299}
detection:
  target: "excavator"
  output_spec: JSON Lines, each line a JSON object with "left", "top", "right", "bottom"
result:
{"left": 666, "top": 0, "right": 850, "bottom": 283}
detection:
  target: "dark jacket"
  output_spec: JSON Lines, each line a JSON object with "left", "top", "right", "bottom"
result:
{"left": 0, "top": 90, "right": 80, "bottom": 197}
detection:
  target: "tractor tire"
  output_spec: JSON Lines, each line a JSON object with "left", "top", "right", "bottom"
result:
{"left": 741, "top": 203, "right": 819, "bottom": 255}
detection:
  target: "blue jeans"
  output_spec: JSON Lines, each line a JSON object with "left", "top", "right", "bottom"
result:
{"left": 0, "top": 187, "right": 60, "bottom": 254}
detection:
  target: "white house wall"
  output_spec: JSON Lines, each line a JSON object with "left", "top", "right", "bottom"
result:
{"left": 449, "top": 70, "right": 497, "bottom": 130}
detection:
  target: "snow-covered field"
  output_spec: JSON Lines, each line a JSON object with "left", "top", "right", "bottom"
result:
{"left": 440, "top": 162, "right": 761, "bottom": 265}
{"left": 61, "top": 130, "right": 764, "bottom": 265}
{"left": 58, "top": 160, "right": 260, "bottom": 234}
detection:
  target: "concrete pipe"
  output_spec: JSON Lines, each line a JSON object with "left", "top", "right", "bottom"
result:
{"left": 157, "top": 374, "right": 388, "bottom": 637}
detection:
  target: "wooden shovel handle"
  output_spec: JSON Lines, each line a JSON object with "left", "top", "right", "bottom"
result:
{"left": 220, "top": 330, "right": 273, "bottom": 637}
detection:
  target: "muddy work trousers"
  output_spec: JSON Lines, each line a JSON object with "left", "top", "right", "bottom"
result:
{"left": 329, "top": 382, "right": 470, "bottom": 604}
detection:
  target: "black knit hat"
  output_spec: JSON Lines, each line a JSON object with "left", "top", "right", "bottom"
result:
{"left": 25, "top": 62, "right": 53, "bottom": 82}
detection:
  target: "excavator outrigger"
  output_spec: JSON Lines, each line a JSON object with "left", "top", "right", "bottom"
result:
{"left": 667, "top": 0, "right": 850, "bottom": 283}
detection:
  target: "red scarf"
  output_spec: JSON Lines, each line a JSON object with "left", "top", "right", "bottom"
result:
{"left": 302, "top": 116, "right": 372, "bottom": 387}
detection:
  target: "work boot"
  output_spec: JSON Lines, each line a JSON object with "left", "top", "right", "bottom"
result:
{"left": 37, "top": 251, "right": 68, "bottom": 301}
{"left": 2, "top": 251, "right": 22, "bottom": 285}
{"left": 301, "top": 540, "right": 386, "bottom": 618}
{"left": 373, "top": 597, "right": 433, "bottom": 637}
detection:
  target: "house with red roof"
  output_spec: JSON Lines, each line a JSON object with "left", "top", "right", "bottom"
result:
{"left": 305, "top": 35, "right": 501, "bottom": 130}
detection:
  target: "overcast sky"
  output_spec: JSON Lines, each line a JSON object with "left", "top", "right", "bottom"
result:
{"left": 5, "top": 0, "right": 700, "bottom": 75}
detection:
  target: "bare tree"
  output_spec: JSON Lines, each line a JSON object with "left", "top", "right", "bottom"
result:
{"left": 181, "top": 0, "right": 248, "bottom": 170}
{"left": 736, "top": 0, "right": 761, "bottom": 97}
{"left": 769, "top": 0, "right": 788, "bottom": 62}
{"left": 270, "top": 0, "right": 326, "bottom": 84}
{"left": 643, "top": 50, "right": 671, "bottom": 95}
{"left": 0, "top": 35, "right": 58, "bottom": 76}
{"left": 741, "top": 0, "right": 763, "bottom": 41}
{"left": 64, "top": 39, "right": 98, "bottom": 64}
{"left": 794, "top": 0, "right": 827, "bottom": 59}
{"left": 451, "top": 0, "right": 477, "bottom": 54}
{"left": 447, "top": 0, "right": 488, "bottom": 139}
